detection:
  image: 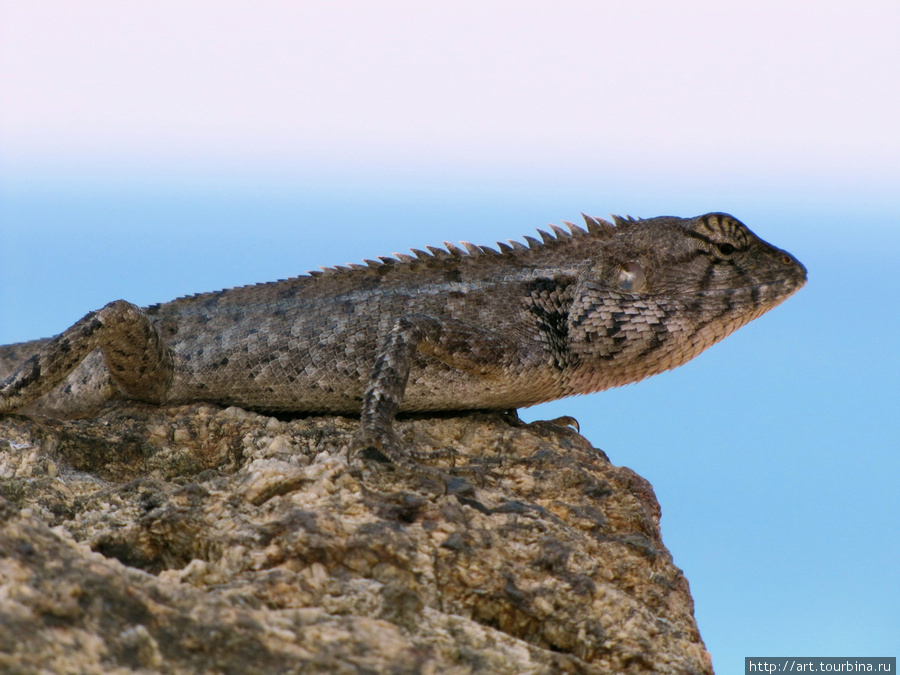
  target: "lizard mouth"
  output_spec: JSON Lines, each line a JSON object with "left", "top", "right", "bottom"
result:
{"left": 701, "top": 266, "right": 808, "bottom": 295}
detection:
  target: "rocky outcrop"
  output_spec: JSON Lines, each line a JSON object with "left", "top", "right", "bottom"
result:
{"left": 0, "top": 404, "right": 712, "bottom": 674}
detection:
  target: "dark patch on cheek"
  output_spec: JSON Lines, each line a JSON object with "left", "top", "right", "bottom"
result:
{"left": 684, "top": 299, "right": 705, "bottom": 317}
{"left": 606, "top": 313, "right": 632, "bottom": 348}
{"left": 698, "top": 261, "right": 719, "bottom": 291}
{"left": 721, "top": 293, "right": 735, "bottom": 314}
{"left": 606, "top": 313, "right": 625, "bottom": 338}
{"left": 727, "top": 259, "right": 744, "bottom": 274}
{"left": 569, "top": 306, "right": 591, "bottom": 330}
{"left": 688, "top": 299, "right": 743, "bottom": 339}
{"left": 590, "top": 311, "right": 631, "bottom": 360}
{"left": 525, "top": 276, "right": 577, "bottom": 369}
{"left": 749, "top": 284, "right": 761, "bottom": 306}
{"left": 636, "top": 319, "right": 671, "bottom": 358}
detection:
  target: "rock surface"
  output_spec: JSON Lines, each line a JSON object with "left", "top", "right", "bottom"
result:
{"left": 0, "top": 403, "right": 712, "bottom": 674}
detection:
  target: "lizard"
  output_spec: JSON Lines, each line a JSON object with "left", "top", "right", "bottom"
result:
{"left": 0, "top": 212, "right": 806, "bottom": 465}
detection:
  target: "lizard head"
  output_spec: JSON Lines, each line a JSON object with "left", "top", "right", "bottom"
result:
{"left": 570, "top": 212, "right": 807, "bottom": 386}
{"left": 613, "top": 212, "right": 808, "bottom": 305}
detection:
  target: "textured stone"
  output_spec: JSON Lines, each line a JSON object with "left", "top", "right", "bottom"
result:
{"left": 0, "top": 403, "right": 712, "bottom": 673}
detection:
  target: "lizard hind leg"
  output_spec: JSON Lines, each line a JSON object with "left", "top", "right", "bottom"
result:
{"left": 0, "top": 300, "right": 174, "bottom": 413}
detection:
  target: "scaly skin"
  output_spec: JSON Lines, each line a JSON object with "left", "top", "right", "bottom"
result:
{"left": 0, "top": 212, "right": 807, "bottom": 464}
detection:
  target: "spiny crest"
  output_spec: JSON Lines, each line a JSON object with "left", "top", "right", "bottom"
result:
{"left": 306, "top": 213, "right": 622, "bottom": 279}
{"left": 583, "top": 213, "right": 618, "bottom": 236}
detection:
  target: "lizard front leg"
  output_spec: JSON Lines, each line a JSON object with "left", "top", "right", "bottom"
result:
{"left": 0, "top": 300, "right": 173, "bottom": 414}
{"left": 353, "top": 313, "right": 523, "bottom": 467}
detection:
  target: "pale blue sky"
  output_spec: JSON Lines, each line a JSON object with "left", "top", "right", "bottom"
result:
{"left": 1, "top": 2, "right": 898, "bottom": 671}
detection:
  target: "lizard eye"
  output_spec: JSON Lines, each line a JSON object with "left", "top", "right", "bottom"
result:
{"left": 716, "top": 243, "right": 736, "bottom": 256}
{"left": 616, "top": 261, "right": 646, "bottom": 292}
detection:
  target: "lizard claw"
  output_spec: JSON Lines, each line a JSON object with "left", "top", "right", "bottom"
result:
{"left": 348, "top": 426, "right": 411, "bottom": 467}
{"left": 546, "top": 415, "right": 580, "bottom": 433}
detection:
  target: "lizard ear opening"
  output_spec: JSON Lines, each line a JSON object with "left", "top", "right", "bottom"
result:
{"left": 616, "top": 262, "right": 646, "bottom": 292}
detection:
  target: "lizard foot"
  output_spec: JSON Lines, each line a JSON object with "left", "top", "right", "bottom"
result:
{"left": 347, "top": 426, "right": 487, "bottom": 482}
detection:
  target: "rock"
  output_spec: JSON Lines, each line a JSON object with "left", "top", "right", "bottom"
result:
{"left": 0, "top": 404, "right": 713, "bottom": 674}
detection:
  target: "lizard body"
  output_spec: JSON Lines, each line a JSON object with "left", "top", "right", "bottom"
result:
{"left": 0, "top": 212, "right": 806, "bottom": 462}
